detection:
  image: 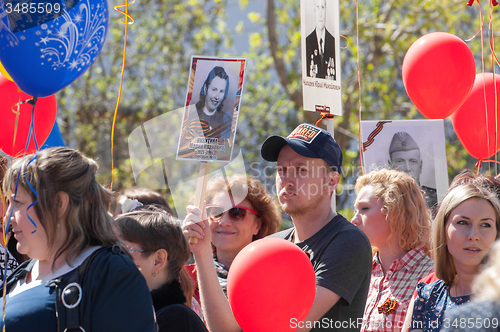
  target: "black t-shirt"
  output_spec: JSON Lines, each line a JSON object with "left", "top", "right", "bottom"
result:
{"left": 269, "top": 214, "right": 372, "bottom": 331}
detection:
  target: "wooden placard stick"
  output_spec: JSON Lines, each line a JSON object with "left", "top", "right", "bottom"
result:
{"left": 189, "top": 161, "right": 210, "bottom": 244}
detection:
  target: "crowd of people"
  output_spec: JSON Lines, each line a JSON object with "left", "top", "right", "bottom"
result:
{"left": 1, "top": 123, "right": 500, "bottom": 331}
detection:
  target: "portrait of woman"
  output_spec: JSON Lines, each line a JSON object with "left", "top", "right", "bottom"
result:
{"left": 186, "top": 66, "right": 232, "bottom": 139}
{"left": 177, "top": 58, "right": 245, "bottom": 162}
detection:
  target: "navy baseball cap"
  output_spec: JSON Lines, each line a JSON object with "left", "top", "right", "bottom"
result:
{"left": 261, "top": 123, "right": 343, "bottom": 173}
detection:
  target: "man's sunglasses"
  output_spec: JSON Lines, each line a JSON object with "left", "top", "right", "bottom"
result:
{"left": 206, "top": 204, "right": 260, "bottom": 222}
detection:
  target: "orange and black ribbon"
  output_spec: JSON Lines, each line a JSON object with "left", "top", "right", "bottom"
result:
{"left": 362, "top": 120, "right": 392, "bottom": 152}
{"left": 378, "top": 298, "right": 399, "bottom": 315}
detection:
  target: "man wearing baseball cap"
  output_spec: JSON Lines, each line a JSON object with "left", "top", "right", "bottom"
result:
{"left": 262, "top": 123, "right": 372, "bottom": 331}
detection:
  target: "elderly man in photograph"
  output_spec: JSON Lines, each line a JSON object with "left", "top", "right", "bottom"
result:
{"left": 388, "top": 131, "right": 437, "bottom": 209}
{"left": 306, "top": 0, "right": 336, "bottom": 80}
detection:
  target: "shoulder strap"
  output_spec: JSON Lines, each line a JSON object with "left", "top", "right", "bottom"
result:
{"left": 54, "top": 245, "right": 122, "bottom": 332}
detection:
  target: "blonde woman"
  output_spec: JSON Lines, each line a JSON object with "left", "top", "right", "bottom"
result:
{"left": 408, "top": 183, "right": 500, "bottom": 332}
{"left": 352, "top": 169, "right": 434, "bottom": 331}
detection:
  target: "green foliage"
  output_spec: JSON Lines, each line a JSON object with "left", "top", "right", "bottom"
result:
{"left": 55, "top": 0, "right": 495, "bottom": 218}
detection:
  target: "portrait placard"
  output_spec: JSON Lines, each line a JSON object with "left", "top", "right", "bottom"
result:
{"left": 361, "top": 119, "right": 448, "bottom": 207}
{"left": 177, "top": 56, "right": 246, "bottom": 162}
{"left": 301, "top": 0, "right": 342, "bottom": 115}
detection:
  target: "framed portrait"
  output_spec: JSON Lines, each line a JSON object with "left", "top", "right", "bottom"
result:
{"left": 177, "top": 56, "right": 246, "bottom": 162}
{"left": 360, "top": 119, "right": 448, "bottom": 207}
{"left": 301, "top": 0, "right": 342, "bottom": 115}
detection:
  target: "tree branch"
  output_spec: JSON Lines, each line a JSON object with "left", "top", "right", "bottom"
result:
{"left": 266, "top": 0, "right": 303, "bottom": 109}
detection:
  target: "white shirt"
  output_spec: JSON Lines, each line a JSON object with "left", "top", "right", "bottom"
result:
{"left": 8, "top": 246, "right": 100, "bottom": 297}
{"left": 316, "top": 28, "right": 326, "bottom": 55}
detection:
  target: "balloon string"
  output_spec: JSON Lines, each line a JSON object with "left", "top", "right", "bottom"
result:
{"left": 110, "top": 0, "right": 135, "bottom": 191}
{"left": 356, "top": 0, "right": 364, "bottom": 175}
{"left": 489, "top": 0, "right": 499, "bottom": 176}
{"left": 339, "top": 35, "right": 349, "bottom": 50}
{"left": 11, "top": 97, "right": 22, "bottom": 157}
{"left": 114, "top": 0, "right": 135, "bottom": 24}
{"left": 465, "top": 0, "right": 483, "bottom": 42}
{"left": 476, "top": 159, "right": 500, "bottom": 176}
{"left": 315, "top": 113, "right": 334, "bottom": 126}
{"left": 22, "top": 100, "right": 40, "bottom": 232}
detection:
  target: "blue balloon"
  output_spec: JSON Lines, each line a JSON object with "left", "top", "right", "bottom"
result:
{"left": 42, "top": 121, "right": 65, "bottom": 149}
{"left": 0, "top": 0, "right": 108, "bottom": 97}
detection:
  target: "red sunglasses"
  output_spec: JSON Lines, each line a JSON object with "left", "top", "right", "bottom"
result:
{"left": 206, "top": 204, "right": 260, "bottom": 222}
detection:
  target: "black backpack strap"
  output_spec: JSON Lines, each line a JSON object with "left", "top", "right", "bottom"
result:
{"left": 52, "top": 245, "right": 123, "bottom": 332}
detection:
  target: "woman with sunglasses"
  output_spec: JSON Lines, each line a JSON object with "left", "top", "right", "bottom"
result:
{"left": 183, "top": 174, "right": 281, "bottom": 331}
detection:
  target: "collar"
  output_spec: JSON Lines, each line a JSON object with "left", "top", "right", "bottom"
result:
{"left": 151, "top": 279, "right": 186, "bottom": 312}
{"left": 373, "top": 247, "right": 427, "bottom": 272}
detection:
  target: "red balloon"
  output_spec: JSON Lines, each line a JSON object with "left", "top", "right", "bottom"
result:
{"left": 227, "top": 238, "right": 316, "bottom": 332}
{"left": 402, "top": 32, "right": 476, "bottom": 119}
{"left": 0, "top": 74, "right": 56, "bottom": 157}
{"left": 452, "top": 73, "right": 500, "bottom": 160}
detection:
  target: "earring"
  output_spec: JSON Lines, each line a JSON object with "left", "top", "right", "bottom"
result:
{"left": 153, "top": 272, "right": 157, "bottom": 278}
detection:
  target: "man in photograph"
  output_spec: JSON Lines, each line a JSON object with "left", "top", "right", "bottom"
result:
{"left": 306, "top": 0, "right": 336, "bottom": 80}
{"left": 388, "top": 131, "right": 437, "bottom": 208}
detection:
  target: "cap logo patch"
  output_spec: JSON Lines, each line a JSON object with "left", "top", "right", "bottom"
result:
{"left": 397, "top": 132, "right": 408, "bottom": 146}
{"left": 287, "top": 125, "right": 321, "bottom": 144}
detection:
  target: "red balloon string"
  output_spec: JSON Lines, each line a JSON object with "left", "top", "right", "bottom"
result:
{"left": 488, "top": 0, "right": 499, "bottom": 176}
{"left": 110, "top": 0, "right": 135, "bottom": 190}
{"left": 356, "top": 0, "right": 364, "bottom": 175}
{"left": 475, "top": 159, "right": 500, "bottom": 175}
{"left": 465, "top": 0, "right": 484, "bottom": 42}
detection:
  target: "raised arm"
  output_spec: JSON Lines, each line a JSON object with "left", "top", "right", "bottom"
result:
{"left": 183, "top": 205, "right": 242, "bottom": 332}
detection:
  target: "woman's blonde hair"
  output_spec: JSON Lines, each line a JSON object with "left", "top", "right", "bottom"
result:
{"left": 433, "top": 184, "right": 500, "bottom": 283}
{"left": 355, "top": 169, "right": 432, "bottom": 254}
{"left": 3, "top": 147, "right": 118, "bottom": 269}
{"left": 473, "top": 240, "right": 500, "bottom": 301}
{"left": 205, "top": 174, "right": 281, "bottom": 240}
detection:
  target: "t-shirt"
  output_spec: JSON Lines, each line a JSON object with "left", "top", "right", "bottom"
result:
{"left": 269, "top": 214, "right": 372, "bottom": 331}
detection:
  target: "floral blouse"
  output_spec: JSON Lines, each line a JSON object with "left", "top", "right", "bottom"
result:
{"left": 411, "top": 279, "right": 470, "bottom": 331}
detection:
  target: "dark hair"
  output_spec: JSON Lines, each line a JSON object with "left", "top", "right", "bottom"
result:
{"left": 3, "top": 147, "right": 118, "bottom": 269}
{"left": 205, "top": 174, "right": 281, "bottom": 241}
{"left": 447, "top": 169, "right": 500, "bottom": 198}
{"left": 195, "top": 66, "right": 229, "bottom": 113}
{"left": 120, "top": 187, "right": 173, "bottom": 215}
{"left": 115, "top": 205, "right": 191, "bottom": 288}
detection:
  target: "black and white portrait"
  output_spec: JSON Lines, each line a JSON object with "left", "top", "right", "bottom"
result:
{"left": 177, "top": 57, "right": 245, "bottom": 162}
{"left": 361, "top": 120, "right": 449, "bottom": 208}
{"left": 301, "top": 0, "right": 342, "bottom": 114}
{"left": 305, "top": 0, "right": 336, "bottom": 80}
